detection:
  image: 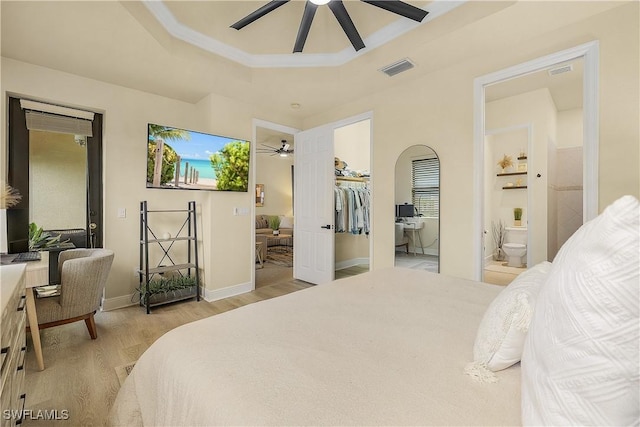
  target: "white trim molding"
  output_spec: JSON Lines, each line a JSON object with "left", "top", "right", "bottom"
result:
{"left": 101, "top": 294, "right": 137, "bottom": 312}
{"left": 202, "top": 282, "right": 254, "bottom": 303}
{"left": 473, "top": 41, "right": 599, "bottom": 281}
{"left": 143, "top": 1, "right": 465, "bottom": 68}
{"left": 335, "top": 257, "right": 370, "bottom": 271}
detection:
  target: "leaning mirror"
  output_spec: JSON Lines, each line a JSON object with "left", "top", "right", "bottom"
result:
{"left": 394, "top": 145, "right": 440, "bottom": 272}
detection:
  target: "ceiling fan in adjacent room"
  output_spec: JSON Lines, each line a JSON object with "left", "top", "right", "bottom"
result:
{"left": 257, "top": 140, "right": 294, "bottom": 157}
{"left": 231, "top": 0, "right": 429, "bottom": 53}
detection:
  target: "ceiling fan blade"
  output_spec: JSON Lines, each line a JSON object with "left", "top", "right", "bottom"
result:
{"left": 360, "top": 0, "right": 428, "bottom": 22}
{"left": 231, "top": 0, "right": 290, "bottom": 30}
{"left": 293, "top": 2, "right": 318, "bottom": 53}
{"left": 328, "top": 1, "right": 365, "bottom": 52}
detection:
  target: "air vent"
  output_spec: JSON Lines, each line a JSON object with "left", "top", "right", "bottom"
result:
{"left": 548, "top": 64, "right": 573, "bottom": 76}
{"left": 379, "top": 58, "right": 415, "bottom": 77}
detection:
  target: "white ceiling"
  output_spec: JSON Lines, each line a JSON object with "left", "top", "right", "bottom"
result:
{"left": 1, "top": 1, "right": 615, "bottom": 120}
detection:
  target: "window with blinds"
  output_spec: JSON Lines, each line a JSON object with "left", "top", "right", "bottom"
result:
{"left": 411, "top": 158, "right": 439, "bottom": 218}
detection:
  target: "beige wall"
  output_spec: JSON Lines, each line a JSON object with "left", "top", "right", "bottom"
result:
{"left": 557, "top": 109, "right": 584, "bottom": 149}
{"left": 255, "top": 153, "right": 294, "bottom": 217}
{"left": 334, "top": 119, "right": 371, "bottom": 173}
{"left": 1, "top": 58, "right": 300, "bottom": 308}
{"left": 302, "top": 2, "right": 639, "bottom": 279}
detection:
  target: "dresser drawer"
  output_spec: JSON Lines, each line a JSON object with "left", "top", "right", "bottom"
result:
{"left": 0, "top": 264, "right": 27, "bottom": 427}
{"left": 0, "top": 292, "right": 25, "bottom": 387}
{"left": 11, "top": 317, "right": 27, "bottom": 413}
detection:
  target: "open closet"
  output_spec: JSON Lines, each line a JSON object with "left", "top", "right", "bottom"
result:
{"left": 333, "top": 119, "right": 371, "bottom": 279}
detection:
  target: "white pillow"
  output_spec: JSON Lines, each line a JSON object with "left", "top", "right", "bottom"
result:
{"left": 465, "top": 261, "right": 552, "bottom": 382}
{"left": 279, "top": 215, "right": 293, "bottom": 229}
{"left": 521, "top": 195, "right": 639, "bottom": 426}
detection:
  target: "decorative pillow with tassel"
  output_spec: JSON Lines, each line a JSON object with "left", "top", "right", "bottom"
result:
{"left": 465, "top": 261, "right": 552, "bottom": 383}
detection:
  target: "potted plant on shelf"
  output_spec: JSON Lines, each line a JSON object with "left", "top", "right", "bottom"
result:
{"left": 513, "top": 208, "right": 523, "bottom": 226}
{"left": 138, "top": 275, "right": 197, "bottom": 306}
{"left": 269, "top": 215, "right": 281, "bottom": 236}
{"left": 491, "top": 220, "right": 506, "bottom": 261}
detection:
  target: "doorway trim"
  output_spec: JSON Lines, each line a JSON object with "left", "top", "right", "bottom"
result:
{"left": 251, "top": 119, "right": 300, "bottom": 290}
{"left": 472, "top": 41, "right": 599, "bottom": 281}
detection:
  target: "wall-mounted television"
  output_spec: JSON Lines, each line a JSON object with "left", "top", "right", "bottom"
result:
{"left": 147, "top": 123, "right": 250, "bottom": 192}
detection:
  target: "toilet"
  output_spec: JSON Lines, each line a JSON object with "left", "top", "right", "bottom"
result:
{"left": 503, "top": 226, "right": 527, "bottom": 267}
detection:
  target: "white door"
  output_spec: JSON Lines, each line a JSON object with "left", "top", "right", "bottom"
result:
{"left": 293, "top": 124, "right": 334, "bottom": 284}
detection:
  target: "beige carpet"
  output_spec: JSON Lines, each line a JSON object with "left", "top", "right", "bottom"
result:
{"left": 115, "top": 362, "right": 136, "bottom": 386}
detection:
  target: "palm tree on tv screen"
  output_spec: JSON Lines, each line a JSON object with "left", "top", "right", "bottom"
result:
{"left": 147, "top": 125, "right": 190, "bottom": 185}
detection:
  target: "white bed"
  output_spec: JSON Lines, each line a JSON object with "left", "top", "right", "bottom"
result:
{"left": 111, "top": 195, "right": 639, "bottom": 426}
{"left": 110, "top": 267, "right": 521, "bottom": 426}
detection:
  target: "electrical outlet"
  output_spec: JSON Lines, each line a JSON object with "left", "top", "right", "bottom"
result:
{"left": 117, "top": 208, "right": 126, "bottom": 218}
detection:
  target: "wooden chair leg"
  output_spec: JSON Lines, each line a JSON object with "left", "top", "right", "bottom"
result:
{"left": 85, "top": 313, "right": 97, "bottom": 339}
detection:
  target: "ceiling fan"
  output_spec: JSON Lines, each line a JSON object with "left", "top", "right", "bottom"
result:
{"left": 231, "top": 0, "right": 429, "bottom": 53}
{"left": 257, "top": 140, "right": 295, "bottom": 157}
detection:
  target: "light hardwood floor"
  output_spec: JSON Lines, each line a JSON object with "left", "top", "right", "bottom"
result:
{"left": 22, "top": 278, "right": 312, "bottom": 426}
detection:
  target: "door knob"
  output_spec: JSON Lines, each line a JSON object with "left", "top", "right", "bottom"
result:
{"left": 320, "top": 224, "right": 331, "bottom": 229}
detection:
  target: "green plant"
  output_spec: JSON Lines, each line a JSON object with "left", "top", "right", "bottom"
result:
{"left": 28, "top": 223, "right": 66, "bottom": 250}
{"left": 210, "top": 140, "right": 250, "bottom": 191}
{"left": 138, "top": 275, "right": 197, "bottom": 304}
{"left": 513, "top": 208, "right": 523, "bottom": 221}
{"left": 268, "top": 215, "right": 281, "bottom": 230}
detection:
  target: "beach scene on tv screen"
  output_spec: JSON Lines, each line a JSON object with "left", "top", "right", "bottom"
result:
{"left": 147, "top": 124, "right": 250, "bottom": 192}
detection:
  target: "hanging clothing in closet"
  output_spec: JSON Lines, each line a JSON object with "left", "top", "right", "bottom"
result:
{"left": 334, "top": 183, "right": 370, "bottom": 235}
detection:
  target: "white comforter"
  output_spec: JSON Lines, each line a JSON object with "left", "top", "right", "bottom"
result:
{"left": 110, "top": 267, "right": 521, "bottom": 426}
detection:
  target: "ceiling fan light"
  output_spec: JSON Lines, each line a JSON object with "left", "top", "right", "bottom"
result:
{"left": 310, "top": 0, "right": 331, "bottom": 5}
{"left": 280, "top": 152, "right": 289, "bottom": 157}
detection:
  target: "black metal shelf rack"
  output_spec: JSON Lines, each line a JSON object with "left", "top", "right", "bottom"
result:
{"left": 138, "top": 200, "right": 200, "bottom": 313}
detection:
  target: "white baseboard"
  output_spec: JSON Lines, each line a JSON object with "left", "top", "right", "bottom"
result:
{"left": 202, "top": 281, "right": 253, "bottom": 302}
{"left": 102, "top": 282, "right": 253, "bottom": 310}
{"left": 101, "top": 293, "right": 137, "bottom": 311}
{"left": 335, "top": 257, "right": 369, "bottom": 271}
{"left": 101, "top": 282, "right": 253, "bottom": 311}
{"left": 484, "top": 253, "right": 494, "bottom": 267}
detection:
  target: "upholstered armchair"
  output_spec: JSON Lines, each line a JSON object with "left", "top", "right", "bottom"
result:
{"left": 395, "top": 223, "right": 409, "bottom": 254}
{"left": 34, "top": 248, "right": 114, "bottom": 339}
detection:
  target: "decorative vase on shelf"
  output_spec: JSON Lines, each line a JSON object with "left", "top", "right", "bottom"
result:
{"left": 514, "top": 220, "right": 522, "bottom": 226}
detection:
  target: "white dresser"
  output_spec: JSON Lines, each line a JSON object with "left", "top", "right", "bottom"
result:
{"left": 1, "top": 264, "right": 27, "bottom": 427}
